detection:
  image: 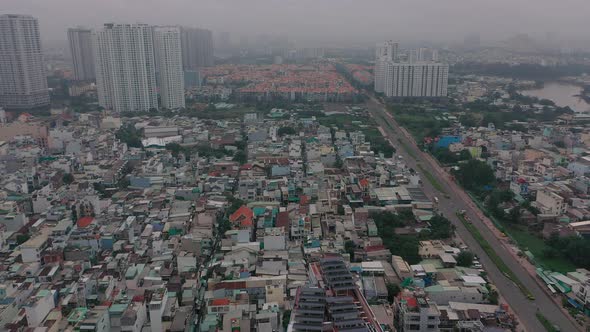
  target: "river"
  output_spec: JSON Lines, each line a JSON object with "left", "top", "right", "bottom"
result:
{"left": 521, "top": 82, "right": 590, "bottom": 113}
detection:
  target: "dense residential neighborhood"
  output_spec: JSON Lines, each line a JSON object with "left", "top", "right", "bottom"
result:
{"left": 2, "top": 4, "right": 590, "bottom": 331}
{"left": 0, "top": 103, "right": 527, "bottom": 331}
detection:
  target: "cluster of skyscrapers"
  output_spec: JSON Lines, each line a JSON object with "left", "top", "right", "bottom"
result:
{"left": 0, "top": 14, "right": 214, "bottom": 112}
{"left": 74, "top": 24, "right": 214, "bottom": 112}
{"left": 374, "top": 41, "right": 449, "bottom": 98}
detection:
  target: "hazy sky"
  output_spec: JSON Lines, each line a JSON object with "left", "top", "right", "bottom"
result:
{"left": 3, "top": 0, "right": 590, "bottom": 46}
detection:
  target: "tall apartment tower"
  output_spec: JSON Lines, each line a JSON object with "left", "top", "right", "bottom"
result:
{"left": 154, "top": 27, "right": 185, "bottom": 109}
{"left": 180, "top": 27, "right": 214, "bottom": 70}
{"left": 67, "top": 27, "right": 95, "bottom": 81}
{"left": 0, "top": 14, "right": 49, "bottom": 109}
{"left": 375, "top": 40, "right": 448, "bottom": 98}
{"left": 374, "top": 41, "right": 398, "bottom": 93}
{"left": 92, "top": 24, "right": 158, "bottom": 112}
{"left": 375, "top": 40, "right": 398, "bottom": 62}
{"left": 417, "top": 48, "right": 439, "bottom": 62}
{"left": 384, "top": 62, "right": 449, "bottom": 97}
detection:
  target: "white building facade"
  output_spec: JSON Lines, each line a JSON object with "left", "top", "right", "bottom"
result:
{"left": 374, "top": 41, "right": 448, "bottom": 98}
{"left": 374, "top": 41, "right": 398, "bottom": 93}
{"left": 154, "top": 26, "right": 185, "bottom": 109}
{"left": 92, "top": 23, "right": 158, "bottom": 112}
{"left": 0, "top": 14, "right": 50, "bottom": 109}
{"left": 384, "top": 62, "right": 449, "bottom": 98}
{"left": 68, "top": 27, "right": 96, "bottom": 81}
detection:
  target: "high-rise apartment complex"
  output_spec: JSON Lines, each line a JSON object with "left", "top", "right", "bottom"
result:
{"left": 154, "top": 26, "right": 185, "bottom": 109}
{"left": 68, "top": 27, "right": 96, "bottom": 81}
{"left": 374, "top": 41, "right": 398, "bottom": 93}
{"left": 375, "top": 41, "right": 448, "bottom": 98}
{"left": 92, "top": 24, "right": 158, "bottom": 112}
{"left": 180, "top": 27, "right": 214, "bottom": 70}
{"left": 0, "top": 14, "right": 49, "bottom": 109}
{"left": 375, "top": 40, "right": 398, "bottom": 62}
{"left": 383, "top": 62, "right": 448, "bottom": 97}
{"left": 418, "top": 47, "right": 439, "bottom": 62}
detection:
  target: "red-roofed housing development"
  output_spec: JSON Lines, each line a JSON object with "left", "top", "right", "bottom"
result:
{"left": 200, "top": 64, "right": 359, "bottom": 102}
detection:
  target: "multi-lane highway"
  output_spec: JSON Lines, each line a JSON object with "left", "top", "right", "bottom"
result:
{"left": 366, "top": 97, "right": 580, "bottom": 332}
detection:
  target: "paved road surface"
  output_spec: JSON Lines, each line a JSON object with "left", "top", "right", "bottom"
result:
{"left": 366, "top": 98, "right": 580, "bottom": 332}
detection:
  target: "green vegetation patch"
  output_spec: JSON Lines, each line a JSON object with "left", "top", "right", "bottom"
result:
{"left": 535, "top": 312, "right": 560, "bottom": 332}
{"left": 317, "top": 113, "right": 395, "bottom": 158}
{"left": 373, "top": 211, "right": 454, "bottom": 265}
{"left": 397, "top": 138, "right": 417, "bottom": 159}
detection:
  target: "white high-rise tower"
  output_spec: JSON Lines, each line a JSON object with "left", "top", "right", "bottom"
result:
{"left": 374, "top": 41, "right": 448, "bottom": 98}
{"left": 0, "top": 14, "right": 49, "bottom": 109}
{"left": 375, "top": 40, "right": 398, "bottom": 62}
{"left": 154, "top": 27, "right": 185, "bottom": 109}
{"left": 68, "top": 27, "right": 95, "bottom": 81}
{"left": 92, "top": 23, "right": 158, "bottom": 112}
{"left": 374, "top": 41, "right": 398, "bottom": 93}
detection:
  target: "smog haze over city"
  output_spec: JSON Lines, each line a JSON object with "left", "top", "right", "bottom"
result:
{"left": 4, "top": 0, "right": 590, "bottom": 45}
{"left": 3, "top": 1, "right": 590, "bottom": 332}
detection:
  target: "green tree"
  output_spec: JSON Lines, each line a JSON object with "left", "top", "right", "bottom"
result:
{"left": 16, "top": 233, "right": 30, "bottom": 245}
{"left": 386, "top": 283, "right": 401, "bottom": 303}
{"left": 71, "top": 205, "right": 78, "bottom": 223}
{"left": 282, "top": 310, "right": 291, "bottom": 330}
{"left": 459, "top": 113, "right": 480, "bottom": 127}
{"left": 206, "top": 103, "right": 217, "bottom": 112}
{"left": 165, "top": 143, "right": 184, "bottom": 157}
{"left": 456, "top": 251, "right": 474, "bottom": 267}
{"left": 62, "top": 173, "right": 74, "bottom": 184}
{"left": 487, "top": 288, "right": 499, "bottom": 305}
{"left": 542, "top": 247, "right": 559, "bottom": 259}
{"left": 227, "top": 196, "right": 245, "bottom": 215}
{"left": 116, "top": 124, "right": 143, "bottom": 148}
{"left": 458, "top": 149, "right": 472, "bottom": 161}
{"left": 426, "top": 215, "right": 455, "bottom": 239}
{"left": 454, "top": 159, "right": 495, "bottom": 190}
{"left": 344, "top": 240, "right": 355, "bottom": 261}
{"left": 232, "top": 151, "right": 247, "bottom": 164}
{"left": 372, "top": 211, "right": 433, "bottom": 264}
{"left": 278, "top": 126, "right": 296, "bottom": 136}
{"left": 508, "top": 207, "right": 521, "bottom": 223}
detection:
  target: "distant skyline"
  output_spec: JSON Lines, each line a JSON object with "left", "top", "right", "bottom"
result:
{"left": 3, "top": 0, "right": 590, "bottom": 47}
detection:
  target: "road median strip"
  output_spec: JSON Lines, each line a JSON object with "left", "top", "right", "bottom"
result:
{"left": 396, "top": 138, "right": 417, "bottom": 159}
{"left": 456, "top": 212, "right": 535, "bottom": 301}
{"left": 417, "top": 164, "right": 448, "bottom": 194}
{"left": 536, "top": 312, "right": 560, "bottom": 332}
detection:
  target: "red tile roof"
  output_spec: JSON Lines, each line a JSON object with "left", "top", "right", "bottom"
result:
{"left": 77, "top": 216, "right": 94, "bottom": 228}
{"left": 229, "top": 205, "right": 254, "bottom": 228}
{"left": 132, "top": 295, "right": 145, "bottom": 302}
{"left": 240, "top": 164, "right": 253, "bottom": 170}
{"left": 276, "top": 211, "right": 290, "bottom": 229}
{"left": 211, "top": 298, "right": 230, "bottom": 306}
{"left": 359, "top": 178, "right": 370, "bottom": 188}
{"left": 403, "top": 296, "right": 418, "bottom": 308}
{"left": 365, "top": 245, "right": 386, "bottom": 252}
{"left": 300, "top": 195, "right": 310, "bottom": 205}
